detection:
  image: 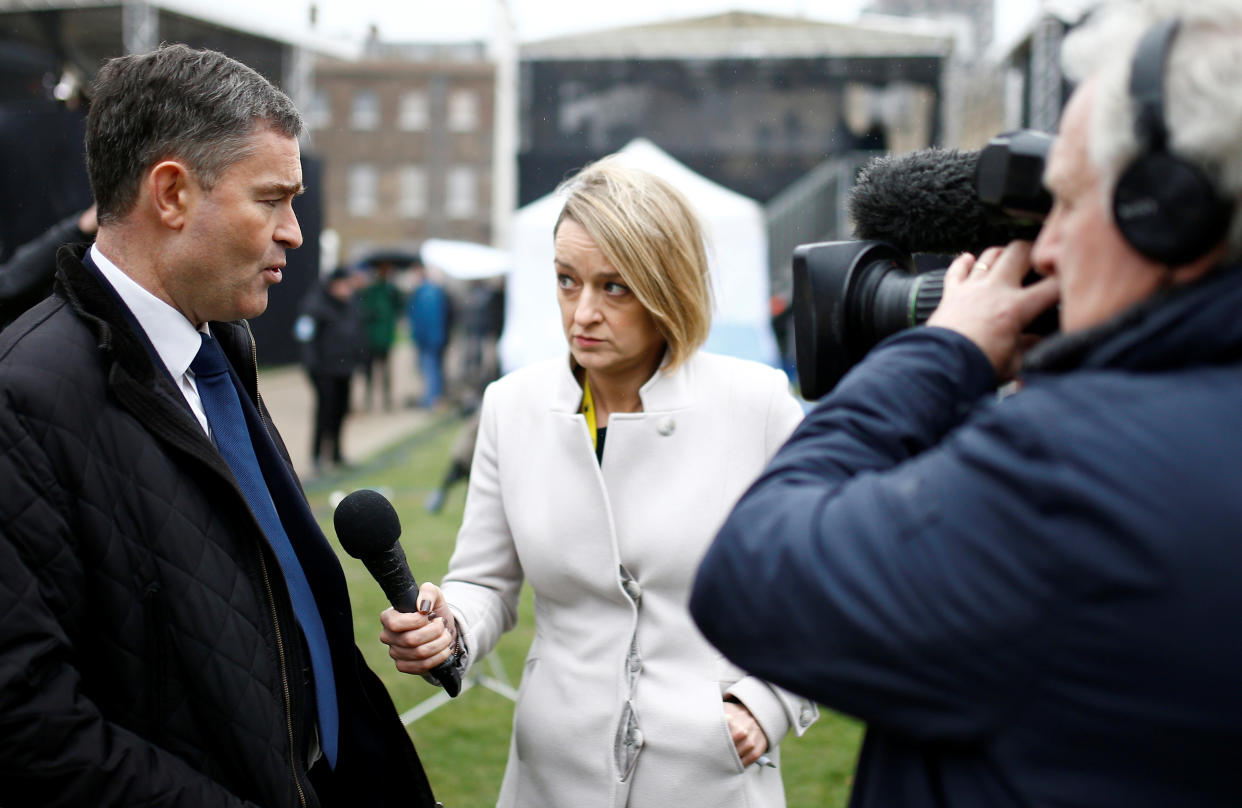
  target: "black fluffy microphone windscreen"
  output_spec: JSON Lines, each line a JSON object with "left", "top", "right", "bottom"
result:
{"left": 334, "top": 488, "right": 417, "bottom": 612}
{"left": 849, "top": 148, "right": 1042, "bottom": 256}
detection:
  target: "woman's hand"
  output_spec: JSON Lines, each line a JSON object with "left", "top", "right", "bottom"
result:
{"left": 379, "top": 582, "right": 458, "bottom": 676}
{"left": 926, "top": 241, "right": 1060, "bottom": 381}
{"left": 723, "top": 698, "right": 769, "bottom": 766}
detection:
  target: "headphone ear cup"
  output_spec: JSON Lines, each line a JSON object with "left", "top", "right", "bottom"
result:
{"left": 1113, "top": 151, "right": 1232, "bottom": 265}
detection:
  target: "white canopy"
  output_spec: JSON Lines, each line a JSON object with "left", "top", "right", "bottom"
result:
{"left": 499, "top": 138, "right": 778, "bottom": 373}
{"left": 420, "top": 238, "right": 511, "bottom": 280}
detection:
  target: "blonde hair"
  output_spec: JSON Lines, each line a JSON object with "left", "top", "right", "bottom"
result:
{"left": 554, "top": 156, "right": 713, "bottom": 371}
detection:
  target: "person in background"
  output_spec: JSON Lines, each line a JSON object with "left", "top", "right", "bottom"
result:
{"left": 0, "top": 44, "right": 438, "bottom": 807}
{"left": 406, "top": 257, "right": 451, "bottom": 409}
{"left": 0, "top": 203, "right": 97, "bottom": 330}
{"left": 692, "top": 3, "right": 1242, "bottom": 807}
{"left": 768, "top": 291, "right": 797, "bottom": 386}
{"left": 380, "top": 157, "right": 818, "bottom": 808}
{"left": 295, "top": 266, "right": 367, "bottom": 475}
{"left": 356, "top": 258, "right": 404, "bottom": 411}
{"left": 423, "top": 410, "right": 479, "bottom": 515}
{"left": 457, "top": 277, "right": 505, "bottom": 410}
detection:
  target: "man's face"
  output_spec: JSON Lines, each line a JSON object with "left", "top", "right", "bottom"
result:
{"left": 170, "top": 126, "right": 303, "bottom": 326}
{"left": 1032, "top": 80, "right": 1166, "bottom": 333}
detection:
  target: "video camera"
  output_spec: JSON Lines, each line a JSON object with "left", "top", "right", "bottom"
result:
{"left": 792, "top": 130, "right": 1057, "bottom": 399}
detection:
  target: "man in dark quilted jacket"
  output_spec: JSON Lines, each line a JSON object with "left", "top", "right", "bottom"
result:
{"left": 0, "top": 44, "right": 440, "bottom": 807}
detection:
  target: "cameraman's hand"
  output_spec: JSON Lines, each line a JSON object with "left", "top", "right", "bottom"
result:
{"left": 379, "top": 582, "right": 458, "bottom": 676}
{"left": 927, "top": 241, "right": 1060, "bottom": 380}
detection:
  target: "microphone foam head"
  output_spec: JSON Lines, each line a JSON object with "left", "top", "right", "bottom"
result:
{"left": 334, "top": 488, "right": 402, "bottom": 559}
{"left": 849, "top": 147, "right": 1042, "bottom": 257}
{"left": 850, "top": 148, "right": 984, "bottom": 255}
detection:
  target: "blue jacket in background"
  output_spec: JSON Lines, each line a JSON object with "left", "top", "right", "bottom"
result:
{"left": 691, "top": 263, "right": 1242, "bottom": 808}
{"left": 407, "top": 281, "right": 449, "bottom": 351}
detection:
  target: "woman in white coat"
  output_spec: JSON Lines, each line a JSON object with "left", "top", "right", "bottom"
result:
{"left": 380, "top": 157, "right": 818, "bottom": 808}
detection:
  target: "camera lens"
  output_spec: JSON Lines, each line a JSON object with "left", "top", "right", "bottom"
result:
{"left": 792, "top": 240, "right": 916, "bottom": 400}
{"left": 853, "top": 266, "right": 945, "bottom": 346}
{"left": 792, "top": 241, "right": 1056, "bottom": 399}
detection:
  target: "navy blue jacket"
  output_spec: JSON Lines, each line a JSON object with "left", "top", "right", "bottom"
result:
{"left": 691, "top": 263, "right": 1242, "bottom": 808}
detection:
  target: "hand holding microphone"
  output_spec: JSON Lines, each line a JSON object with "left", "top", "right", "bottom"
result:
{"left": 334, "top": 489, "right": 463, "bottom": 697}
{"left": 379, "top": 583, "right": 462, "bottom": 686}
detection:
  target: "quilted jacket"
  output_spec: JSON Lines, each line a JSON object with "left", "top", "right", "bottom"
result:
{"left": 0, "top": 245, "right": 438, "bottom": 807}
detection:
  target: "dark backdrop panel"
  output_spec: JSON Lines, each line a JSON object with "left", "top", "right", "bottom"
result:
{"left": 517, "top": 56, "right": 940, "bottom": 206}
{"left": 250, "top": 153, "right": 321, "bottom": 367}
{"left": 0, "top": 99, "right": 91, "bottom": 261}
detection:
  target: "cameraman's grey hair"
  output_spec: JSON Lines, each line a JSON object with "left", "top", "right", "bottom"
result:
{"left": 1061, "top": 0, "right": 1242, "bottom": 260}
{"left": 87, "top": 44, "right": 303, "bottom": 224}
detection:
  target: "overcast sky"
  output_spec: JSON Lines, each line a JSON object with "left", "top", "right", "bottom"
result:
{"left": 183, "top": 0, "right": 1040, "bottom": 48}
{"left": 304, "top": 0, "right": 866, "bottom": 42}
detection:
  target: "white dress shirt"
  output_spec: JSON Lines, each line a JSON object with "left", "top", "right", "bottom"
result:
{"left": 90, "top": 244, "right": 211, "bottom": 436}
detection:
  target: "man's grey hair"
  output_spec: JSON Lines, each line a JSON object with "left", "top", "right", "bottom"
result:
{"left": 86, "top": 43, "right": 303, "bottom": 224}
{"left": 1061, "top": 0, "right": 1242, "bottom": 259}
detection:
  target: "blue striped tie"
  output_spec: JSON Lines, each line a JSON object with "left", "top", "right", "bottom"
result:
{"left": 191, "top": 333, "right": 338, "bottom": 768}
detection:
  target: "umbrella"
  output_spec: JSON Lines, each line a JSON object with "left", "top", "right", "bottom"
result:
{"left": 358, "top": 249, "right": 422, "bottom": 269}
{"left": 419, "top": 239, "right": 512, "bottom": 280}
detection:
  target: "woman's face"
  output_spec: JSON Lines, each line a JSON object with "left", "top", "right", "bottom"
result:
{"left": 554, "top": 218, "right": 666, "bottom": 380}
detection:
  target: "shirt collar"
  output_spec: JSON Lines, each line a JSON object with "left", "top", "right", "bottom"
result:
{"left": 89, "top": 243, "right": 207, "bottom": 379}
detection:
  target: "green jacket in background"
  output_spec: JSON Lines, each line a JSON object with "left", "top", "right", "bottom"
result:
{"left": 357, "top": 279, "right": 404, "bottom": 354}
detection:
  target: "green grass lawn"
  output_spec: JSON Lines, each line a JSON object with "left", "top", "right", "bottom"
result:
{"left": 305, "top": 415, "right": 863, "bottom": 807}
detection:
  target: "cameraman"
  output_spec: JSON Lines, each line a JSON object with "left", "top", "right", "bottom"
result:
{"left": 691, "top": 2, "right": 1242, "bottom": 807}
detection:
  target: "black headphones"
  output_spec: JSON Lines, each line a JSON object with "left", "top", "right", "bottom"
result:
{"left": 1112, "top": 17, "right": 1234, "bottom": 265}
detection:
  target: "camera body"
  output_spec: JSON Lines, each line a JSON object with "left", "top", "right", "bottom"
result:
{"left": 793, "top": 130, "right": 1055, "bottom": 399}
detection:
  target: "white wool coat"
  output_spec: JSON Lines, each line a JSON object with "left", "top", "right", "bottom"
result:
{"left": 442, "top": 351, "right": 819, "bottom": 808}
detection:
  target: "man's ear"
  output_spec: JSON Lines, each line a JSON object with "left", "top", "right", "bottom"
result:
{"left": 148, "top": 160, "right": 194, "bottom": 230}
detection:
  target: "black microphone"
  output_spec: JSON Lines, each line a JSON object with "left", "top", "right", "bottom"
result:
{"left": 334, "top": 488, "right": 462, "bottom": 697}
{"left": 849, "top": 132, "right": 1052, "bottom": 256}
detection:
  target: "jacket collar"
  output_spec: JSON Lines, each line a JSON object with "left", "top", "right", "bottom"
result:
{"left": 1024, "top": 262, "right": 1242, "bottom": 375}
{"left": 548, "top": 350, "right": 695, "bottom": 415}
{"left": 57, "top": 243, "right": 258, "bottom": 396}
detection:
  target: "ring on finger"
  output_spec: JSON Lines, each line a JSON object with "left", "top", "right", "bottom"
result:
{"left": 974, "top": 261, "right": 990, "bottom": 273}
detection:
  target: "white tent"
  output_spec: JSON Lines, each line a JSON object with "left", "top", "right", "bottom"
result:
{"left": 499, "top": 138, "right": 779, "bottom": 373}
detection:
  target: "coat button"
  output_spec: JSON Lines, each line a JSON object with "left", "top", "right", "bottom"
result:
{"left": 800, "top": 706, "right": 815, "bottom": 727}
{"left": 623, "top": 579, "right": 643, "bottom": 602}
{"left": 657, "top": 417, "right": 675, "bottom": 436}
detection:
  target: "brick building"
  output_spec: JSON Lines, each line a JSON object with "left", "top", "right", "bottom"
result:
{"left": 309, "top": 43, "right": 496, "bottom": 265}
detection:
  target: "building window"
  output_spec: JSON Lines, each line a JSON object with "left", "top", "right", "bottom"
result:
{"left": 308, "top": 89, "right": 331, "bottom": 130}
{"left": 398, "top": 90, "right": 429, "bottom": 131}
{"left": 447, "top": 89, "right": 477, "bottom": 132}
{"left": 347, "top": 163, "right": 378, "bottom": 217}
{"left": 398, "top": 165, "right": 427, "bottom": 218}
{"left": 351, "top": 89, "right": 380, "bottom": 131}
{"left": 446, "top": 165, "right": 476, "bottom": 219}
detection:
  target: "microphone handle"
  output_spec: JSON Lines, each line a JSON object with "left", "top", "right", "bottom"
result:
{"left": 360, "top": 549, "right": 421, "bottom": 613}
{"left": 426, "top": 644, "right": 463, "bottom": 697}
{"left": 361, "top": 547, "right": 462, "bottom": 697}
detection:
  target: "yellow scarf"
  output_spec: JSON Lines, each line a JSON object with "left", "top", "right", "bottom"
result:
{"left": 580, "top": 375, "right": 598, "bottom": 450}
